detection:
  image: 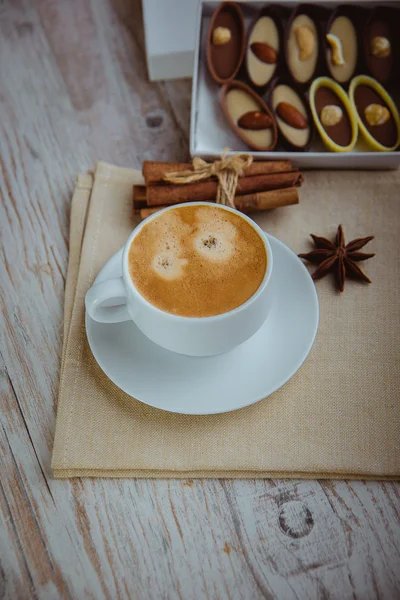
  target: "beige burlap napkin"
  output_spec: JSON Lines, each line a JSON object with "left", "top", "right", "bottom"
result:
{"left": 52, "top": 161, "right": 400, "bottom": 478}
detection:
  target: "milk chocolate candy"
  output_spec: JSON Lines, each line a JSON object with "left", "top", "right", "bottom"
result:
{"left": 313, "top": 85, "right": 352, "bottom": 147}
{"left": 220, "top": 80, "right": 278, "bottom": 151}
{"left": 246, "top": 6, "right": 283, "bottom": 89}
{"left": 353, "top": 83, "right": 397, "bottom": 149}
{"left": 207, "top": 2, "right": 246, "bottom": 85}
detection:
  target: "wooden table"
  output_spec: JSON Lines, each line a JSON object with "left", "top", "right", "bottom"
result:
{"left": 1, "top": 1, "right": 399, "bottom": 598}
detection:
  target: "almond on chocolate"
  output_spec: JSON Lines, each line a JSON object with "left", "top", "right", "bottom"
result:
{"left": 277, "top": 102, "right": 308, "bottom": 130}
{"left": 250, "top": 42, "right": 277, "bottom": 64}
{"left": 246, "top": 7, "right": 282, "bottom": 89}
{"left": 221, "top": 80, "right": 278, "bottom": 151}
{"left": 238, "top": 111, "right": 273, "bottom": 130}
{"left": 269, "top": 79, "right": 312, "bottom": 151}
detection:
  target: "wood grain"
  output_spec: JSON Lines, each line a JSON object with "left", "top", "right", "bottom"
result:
{"left": 0, "top": 0, "right": 399, "bottom": 598}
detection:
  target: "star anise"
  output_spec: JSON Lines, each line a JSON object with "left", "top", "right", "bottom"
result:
{"left": 298, "top": 225, "right": 375, "bottom": 292}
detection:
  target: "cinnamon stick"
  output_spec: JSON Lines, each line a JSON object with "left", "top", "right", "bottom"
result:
{"left": 145, "top": 171, "right": 303, "bottom": 206}
{"left": 143, "top": 160, "right": 293, "bottom": 185}
{"left": 136, "top": 188, "right": 299, "bottom": 219}
{"left": 235, "top": 187, "right": 299, "bottom": 212}
{"left": 133, "top": 185, "right": 147, "bottom": 212}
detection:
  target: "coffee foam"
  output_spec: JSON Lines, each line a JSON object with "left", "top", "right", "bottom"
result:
{"left": 193, "top": 211, "right": 236, "bottom": 262}
{"left": 128, "top": 205, "right": 267, "bottom": 317}
{"left": 152, "top": 253, "right": 188, "bottom": 280}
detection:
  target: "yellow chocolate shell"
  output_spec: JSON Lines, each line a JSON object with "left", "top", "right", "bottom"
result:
{"left": 349, "top": 75, "right": 400, "bottom": 152}
{"left": 309, "top": 77, "right": 358, "bottom": 152}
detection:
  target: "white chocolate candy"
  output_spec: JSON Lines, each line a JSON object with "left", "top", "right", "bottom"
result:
{"left": 287, "top": 15, "right": 318, "bottom": 83}
{"left": 326, "top": 17, "right": 358, "bottom": 83}
{"left": 248, "top": 16, "right": 279, "bottom": 87}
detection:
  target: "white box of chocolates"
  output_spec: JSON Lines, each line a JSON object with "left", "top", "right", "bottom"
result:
{"left": 190, "top": 1, "right": 400, "bottom": 169}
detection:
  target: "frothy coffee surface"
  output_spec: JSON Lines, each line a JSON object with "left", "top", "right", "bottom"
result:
{"left": 128, "top": 205, "right": 267, "bottom": 317}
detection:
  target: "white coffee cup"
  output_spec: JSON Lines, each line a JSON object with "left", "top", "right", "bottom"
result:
{"left": 85, "top": 202, "right": 273, "bottom": 356}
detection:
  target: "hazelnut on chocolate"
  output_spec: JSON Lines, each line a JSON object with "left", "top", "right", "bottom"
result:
{"left": 213, "top": 27, "right": 231, "bottom": 46}
{"left": 364, "top": 104, "right": 390, "bottom": 127}
{"left": 313, "top": 85, "right": 353, "bottom": 148}
{"left": 207, "top": 2, "right": 245, "bottom": 84}
{"left": 371, "top": 36, "right": 391, "bottom": 58}
{"left": 352, "top": 81, "right": 398, "bottom": 149}
{"left": 364, "top": 7, "right": 398, "bottom": 84}
{"left": 321, "top": 105, "right": 343, "bottom": 127}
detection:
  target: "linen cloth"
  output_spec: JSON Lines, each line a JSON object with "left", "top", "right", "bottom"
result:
{"left": 52, "top": 161, "right": 400, "bottom": 478}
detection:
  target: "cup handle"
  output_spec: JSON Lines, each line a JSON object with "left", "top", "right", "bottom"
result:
{"left": 85, "top": 277, "right": 131, "bottom": 323}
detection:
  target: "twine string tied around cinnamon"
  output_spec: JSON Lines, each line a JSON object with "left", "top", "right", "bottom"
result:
{"left": 163, "top": 150, "right": 253, "bottom": 209}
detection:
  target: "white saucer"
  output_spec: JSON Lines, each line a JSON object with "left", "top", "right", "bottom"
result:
{"left": 86, "top": 234, "right": 319, "bottom": 415}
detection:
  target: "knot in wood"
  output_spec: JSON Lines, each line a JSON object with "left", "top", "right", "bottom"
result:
{"left": 278, "top": 500, "right": 314, "bottom": 539}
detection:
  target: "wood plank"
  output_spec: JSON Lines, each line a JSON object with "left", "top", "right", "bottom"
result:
{"left": 0, "top": 0, "right": 399, "bottom": 598}
{"left": 35, "top": 0, "right": 191, "bottom": 166}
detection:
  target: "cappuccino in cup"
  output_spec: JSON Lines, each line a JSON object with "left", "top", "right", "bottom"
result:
{"left": 128, "top": 204, "right": 267, "bottom": 317}
{"left": 85, "top": 202, "right": 273, "bottom": 355}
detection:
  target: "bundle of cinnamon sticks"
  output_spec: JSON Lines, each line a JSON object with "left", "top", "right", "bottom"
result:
{"left": 133, "top": 160, "right": 303, "bottom": 219}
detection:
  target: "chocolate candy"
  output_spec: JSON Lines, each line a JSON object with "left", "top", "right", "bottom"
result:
{"left": 353, "top": 85, "right": 397, "bottom": 148}
{"left": 314, "top": 86, "right": 352, "bottom": 147}
{"left": 268, "top": 78, "right": 313, "bottom": 151}
{"left": 325, "top": 6, "right": 359, "bottom": 84}
{"left": 364, "top": 7, "right": 399, "bottom": 85}
{"left": 285, "top": 5, "right": 320, "bottom": 85}
{"left": 220, "top": 80, "right": 277, "bottom": 151}
{"left": 246, "top": 6, "right": 283, "bottom": 89}
{"left": 207, "top": 2, "right": 245, "bottom": 84}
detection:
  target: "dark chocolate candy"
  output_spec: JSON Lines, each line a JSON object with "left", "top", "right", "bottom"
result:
{"left": 353, "top": 85, "right": 397, "bottom": 148}
{"left": 207, "top": 2, "right": 245, "bottom": 84}
{"left": 314, "top": 87, "right": 352, "bottom": 147}
{"left": 364, "top": 7, "right": 399, "bottom": 85}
